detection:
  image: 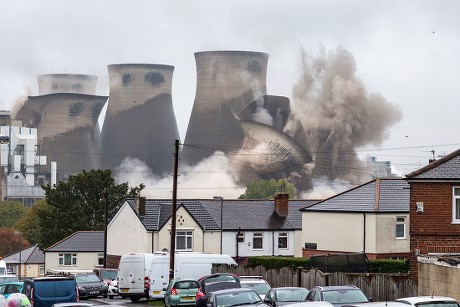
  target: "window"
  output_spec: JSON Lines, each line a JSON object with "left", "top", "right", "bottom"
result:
{"left": 58, "top": 253, "right": 77, "bottom": 266}
{"left": 396, "top": 217, "right": 406, "bottom": 239}
{"left": 237, "top": 232, "right": 244, "bottom": 244}
{"left": 253, "top": 232, "right": 263, "bottom": 250}
{"left": 278, "top": 232, "right": 288, "bottom": 249}
{"left": 39, "top": 265, "right": 45, "bottom": 276}
{"left": 453, "top": 187, "right": 460, "bottom": 223}
{"left": 176, "top": 231, "right": 193, "bottom": 250}
{"left": 97, "top": 253, "right": 104, "bottom": 266}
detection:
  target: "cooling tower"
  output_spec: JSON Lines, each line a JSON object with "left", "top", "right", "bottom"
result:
{"left": 15, "top": 93, "right": 107, "bottom": 181}
{"left": 100, "top": 64, "right": 180, "bottom": 175}
{"left": 37, "top": 74, "right": 98, "bottom": 95}
{"left": 182, "top": 51, "right": 269, "bottom": 165}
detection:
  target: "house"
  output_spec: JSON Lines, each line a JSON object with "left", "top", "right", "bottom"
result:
{"left": 405, "top": 149, "right": 460, "bottom": 298}
{"left": 2, "top": 244, "right": 44, "bottom": 278}
{"left": 44, "top": 231, "right": 104, "bottom": 274}
{"left": 301, "top": 178, "right": 410, "bottom": 260}
{"left": 108, "top": 194, "right": 317, "bottom": 263}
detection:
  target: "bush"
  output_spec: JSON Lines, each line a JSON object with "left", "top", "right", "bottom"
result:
{"left": 369, "top": 259, "right": 409, "bottom": 273}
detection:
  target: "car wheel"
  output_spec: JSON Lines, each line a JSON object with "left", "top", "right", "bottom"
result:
{"left": 130, "top": 296, "right": 141, "bottom": 303}
{"left": 109, "top": 295, "right": 114, "bottom": 299}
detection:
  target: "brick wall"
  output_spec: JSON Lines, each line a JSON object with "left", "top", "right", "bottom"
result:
{"left": 409, "top": 182, "right": 460, "bottom": 279}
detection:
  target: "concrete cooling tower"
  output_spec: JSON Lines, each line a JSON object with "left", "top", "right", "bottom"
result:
{"left": 15, "top": 93, "right": 107, "bottom": 181}
{"left": 100, "top": 64, "right": 180, "bottom": 175}
{"left": 37, "top": 74, "right": 97, "bottom": 95}
{"left": 182, "top": 50, "right": 313, "bottom": 189}
{"left": 181, "top": 51, "right": 269, "bottom": 165}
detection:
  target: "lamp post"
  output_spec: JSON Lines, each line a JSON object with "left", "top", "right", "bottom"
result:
{"left": 104, "top": 189, "right": 108, "bottom": 268}
{"left": 213, "top": 196, "right": 223, "bottom": 254}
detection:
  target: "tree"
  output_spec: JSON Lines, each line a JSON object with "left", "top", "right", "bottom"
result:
{"left": 239, "top": 178, "right": 296, "bottom": 199}
{"left": 0, "top": 227, "right": 29, "bottom": 257}
{"left": 36, "top": 169, "right": 144, "bottom": 249}
{"left": 15, "top": 199, "right": 48, "bottom": 245}
{"left": 0, "top": 200, "right": 27, "bottom": 228}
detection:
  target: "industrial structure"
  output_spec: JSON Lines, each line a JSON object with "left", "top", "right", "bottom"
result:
{"left": 182, "top": 51, "right": 313, "bottom": 189}
{"left": 100, "top": 64, "right": 180, "bottom": 176}
{"left": 37, "top": 74, "right": 98, "bottom": 95}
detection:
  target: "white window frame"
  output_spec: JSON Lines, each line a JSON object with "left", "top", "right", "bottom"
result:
{"left": 237, "top": 232, "right": 245, "bottom": 244}
{"left": 58, "top": 253, "right": 77, "bottom": 266}
{"left": 176, "top": 230, "right": 193, "bottom": 251}
{"left": 253, "top": 232, "right": 263, "bottom": 250}
{"left": 396, "top": 216, "right": 406, "bottom": 239}
{"left": 453, "top": 187, "right": 460, "bottom": 223}
{"left": 97, "top": 253, "right": 104, "bottom": 266}
{"left": 278, "top": 232, "right": 288, "bottom": 249}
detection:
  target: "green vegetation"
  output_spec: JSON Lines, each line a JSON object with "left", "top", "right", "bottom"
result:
{"left": 239, "top": 178, "right": 296, "bottom": 199}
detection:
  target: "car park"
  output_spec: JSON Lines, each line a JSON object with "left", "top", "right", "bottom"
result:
{"left": 73, "top": 273, "right": 108, "bottom": 299}
{"left": 396, "top": 296, "right": 460, "bottom": 307}
{"left": 239, "top": 276, "right": 271, "bottom": 300}
{"left": 305, "top": 285, "right": 371, "bottom": 307}
{"left": 0, "top": 281, "right": 23, "bottom": 298}
{"left": 22, "top": 276, "right": 78, "bottom": 307}
{"left": 164, "top": 278, "right": 200, "bottom": 307}
{"left": 196, "top": 287, "right": 269, "bottom": 307}
{"left": 264, "top": 287, "right": 310, "bottom": 307}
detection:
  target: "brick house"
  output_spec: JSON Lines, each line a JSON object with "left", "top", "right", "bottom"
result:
{"left": 405, "top": 149, "right": 460, "bottom": 281}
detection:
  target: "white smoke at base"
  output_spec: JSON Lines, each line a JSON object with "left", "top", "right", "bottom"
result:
{"left": 299, "top": 177, "right": 351, "bottom": 199}
{"left": 114, "top": 151, "right": 246, "bottom": 199}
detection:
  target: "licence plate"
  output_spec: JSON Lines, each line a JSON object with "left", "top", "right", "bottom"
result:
{"left": 182, "top": 297, "right": 194, "bottom": 301}
{"left": 120, "top": 289, "right": 129, "bottom": 293}
{"left": 90, "top": 291, "right": 99, "bottom": 295}
{"left": 152, "top": 291, "right": 161, "bottom": 294}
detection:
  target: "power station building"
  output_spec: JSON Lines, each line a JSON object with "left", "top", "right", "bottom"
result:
{"left": 100, "top": 64, "right": 180, "bottom": 176}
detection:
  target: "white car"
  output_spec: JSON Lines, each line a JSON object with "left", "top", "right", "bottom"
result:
{"left": 108, "top": 279, "right": 119, "bottom": 299}
{"left": 239, "top": 276, "right": 271, "bottom": 300}
{"left": 397, "top": 296, "right": 460, "bottom": 307}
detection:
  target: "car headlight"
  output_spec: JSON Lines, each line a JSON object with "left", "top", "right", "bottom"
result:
{"left": 78, "top": 287, "right": 85, "bottom": 291}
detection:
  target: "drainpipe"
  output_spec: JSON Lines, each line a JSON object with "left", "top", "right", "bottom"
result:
{"left": 272, "top": 231, "right": 275, "bottom": 256}
{"left": 363, "top": 213, "right": 366, "bottom": 253}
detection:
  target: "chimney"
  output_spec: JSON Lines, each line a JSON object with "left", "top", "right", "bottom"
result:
{"left": 274, "top": 193, "right": 289, "bottom": 217}
{"left": 134, "top": 196, "right": 146, "bottom": 216}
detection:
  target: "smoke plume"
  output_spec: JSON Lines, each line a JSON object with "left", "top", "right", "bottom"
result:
{"left": 291, "top": 46, "right": 402, "bottom": 185}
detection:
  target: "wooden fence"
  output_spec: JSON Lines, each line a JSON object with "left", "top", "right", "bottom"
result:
{"left": 214, "top": 265, "right": 418, "bottom": 301}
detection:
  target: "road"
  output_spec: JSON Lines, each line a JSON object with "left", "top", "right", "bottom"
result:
{"left": 88, "top": 296, "right": 163, "bottom": 306}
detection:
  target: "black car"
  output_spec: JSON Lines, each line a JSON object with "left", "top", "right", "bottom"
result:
{"left": 197, "top": 288, "right": 269, "bottom": 307}
{"left": 305, "top": 285, "right": 371, "bottom": 307}
{"left": 264, "top": 287, "right": 309, "bottom": 307}
{"left": 196, "top": 273, "right": 241, "bottom": 301}
{"left": 73, "top": 273, "right": 108, "bottom": 298}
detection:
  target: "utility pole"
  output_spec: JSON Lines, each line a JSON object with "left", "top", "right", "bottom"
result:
{"left": 104, "top": 189, "right": 109, "bottom": 268}
{"left": 169, "top": 140, "right": 179, "bottom": 281}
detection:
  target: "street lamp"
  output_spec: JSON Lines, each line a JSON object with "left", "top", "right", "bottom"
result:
{"left": 103, "top": 189, "right": 109, "bottom": 268}
{"left": 213, "top": 196, "right": 223, "bottom": 254}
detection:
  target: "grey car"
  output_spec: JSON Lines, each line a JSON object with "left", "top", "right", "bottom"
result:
{"left": 264, "top": 287, "right": 309, "bottom": 307}
{"left": 305, "top": 285, "right": 371, "bottom": 307}
{"left": 198, "top": 288, "right": 269, "bottom": 307}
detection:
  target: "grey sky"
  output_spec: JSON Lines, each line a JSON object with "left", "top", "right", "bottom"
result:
{"left": 1, "top": 0, "right": 459, "bottom": 177}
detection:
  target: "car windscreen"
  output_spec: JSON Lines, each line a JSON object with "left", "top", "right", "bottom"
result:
{"left": 276, "top": 288, "right": 309, "bottom": 301}
{"left": 76, "top": 275, "right": 100, "bottom": 283}
{"left": 100, "top": 270, "right": 117, "bottom": 280}
{"left": 322, "top": 289, "right": 369, "bottom": 304}
{"left": 175, "top": 280, "right": 199, "bottom": 289}
{"left": 0, "top": 276, "right": 19, "bottom": 283}
{"left": 240, "top": 282, "right": 270, "bottom": 295}
{"left": 216, "top": 290, "right": 261, "bottom": 307}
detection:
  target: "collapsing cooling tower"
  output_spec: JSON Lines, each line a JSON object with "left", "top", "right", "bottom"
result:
{"left": 15, "top": 92, "right": 107, "bottom": 181}
{"left": 37, "top": 74, "right": 98, "bottom": 95}
{"left": 181, "top": 51, "right": 269, "bottom": 165}
{"left": 100, "top": 64, "right": 180, "bottom": 175}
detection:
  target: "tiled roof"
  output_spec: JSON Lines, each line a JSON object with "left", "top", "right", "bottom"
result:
{"left": 406, "top": 149, "right": 460, "bottom": 179}
{"left": 128, "top": 198, "right": 317, "bottom": 231}
{"left": 45, "top": 231, "right": 104, "bottom": 252}
{"left": 301, "top": 178, "right": 409, "bottom": 213}
{"left": 3, "top": 244, "right": 44, "bottom": 264}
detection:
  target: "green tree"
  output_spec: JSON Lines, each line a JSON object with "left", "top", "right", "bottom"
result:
{"left": 0, "top": 200, "right": 27, "bottom": 228}
{"left": 15, "top": 199, "right": 48, "bottom": 245}
{"left": 239, "top": 178, "right": 296, "bottom": 199}
{"left": 36, "top": 169, "right": 144, "bottom": 249}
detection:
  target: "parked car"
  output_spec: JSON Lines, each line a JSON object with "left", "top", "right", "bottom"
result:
{"left": 108, "top": 279, "right": 119, "bottom": 299}
{"left": 305, "top": 285, "right": 371, "bottom": 307}
{"left": 0, "top": 281, "right": 24, "bottom": 298}
{"left": 92, "top": 268, "right": 118, "bottom": 286}
{"left": 22, "top": 276, "right": 78, "bottom": 307}
{"left": 396, "top": 296, "right": 460, "bottom": 307}
{"left": 0, "top": 275, "right": 19, "bottom": 283}
{"left": 239, "top": 276, "right": 271, "bottom": 300}
{"left": 196, "top": 273, "right": 241, "bottom": 300}
{"left": 264, "top": 287, "right": 310, "bottom": 307}
{"left": 164, "top": 278, "right": 200, "bottom": 307}
{"left": 344, "top": 302, "right": 408, "bottom": 307}
{"left": 196, "top": 288, "right": 269, "bottom": 307}
{"left": 73, "top": 273, "right": 108, "bottom": 299}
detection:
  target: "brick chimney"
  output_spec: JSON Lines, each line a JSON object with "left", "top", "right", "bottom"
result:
{"left": 134, "top": 196, "right": 146, "bottom": 216}
{"left": 274, "top": 193, "right": 289, "bottom": 217}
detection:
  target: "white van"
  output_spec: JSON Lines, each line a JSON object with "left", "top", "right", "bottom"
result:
{"left": 117, "top": 252, "right": 236, "bottom": 302}
{"left": 0, "top": 259, "right": 7, "bottom": 275}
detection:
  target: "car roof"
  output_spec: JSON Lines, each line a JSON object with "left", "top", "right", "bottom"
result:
{"left": 211, "top": 288, "right": 258, "bottom": 295}
{"left": 284, "top": 302, "right": 334, "bottom": 307}
{"left": 274, "top": 287, "right": 309, "bottom": 291}
{"left": 311, "top": 286, "right": 359, "bottom": 291}
{"left": 397, "top": 297, "right": 459, "bottom": 304}
{"left": 0, "top": 282, "right": 23, "bottom": 285}
{"left": 344, "top": 302, "right": 408, "bottom": 307}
